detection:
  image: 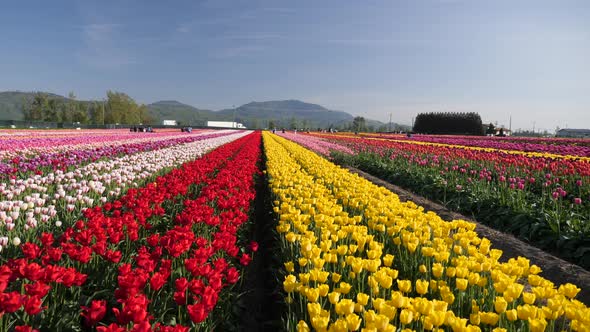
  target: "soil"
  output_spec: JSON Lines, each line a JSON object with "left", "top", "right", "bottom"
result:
{"left": 237, "top": 159, "right": 285, "bottom": 331}
{"left": 345, "top": 166, "right": 590, "bottom": 305}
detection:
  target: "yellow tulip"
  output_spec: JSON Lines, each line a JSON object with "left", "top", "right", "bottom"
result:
{"left": 298, "top": 257, "right": 308, "bottom": 267}
{"left": 517, "top": 305, "right": 537, "bottom": 320}
{"left": 284, "top": 261, "right": 295, "bottom": 272}
{"left": 504, "top": 283, "right": 524, "bottom": 302}
{"left": 505, "top": 309, "right": 517, "bottom": 321}
{"left": 400, "top": 309, "right": 414, "bottom": 325}
{"left": 283, "top": 275, "right": 298, "bottom": 293}
{"left": 351, "top": 293, "right": 368, "bottom": 306}
{"left": 446, "top": 267, "right": 457, "bottom": 278}
{"left": 328, "top": 291, "right": 341, "bottom": 305}
{"left": 346, "top": 313, "right": 362, "bottom": 330}
{"left": 429, "top": 310, "right": 446, "bottom": 327}
{"left": 480, "top": 312, "right": 499, "bottom": 326}
{"left": 522, "top": 292, "right": 536, "bottom": 304}
{"left": 397, "top": 279, "right": 412, "bottom": 293}
{"left": 442, "top": 292, "right": 455, "bottom": 305}
{"left": 296, "top": 320, "right": 310, "bottom": 332}
{"left": 374, "top": 314, "right": 389, "bottom": 330}
{"left": 383, "top": 254, "right": 394, "bottom": 267}
{"left": 415, "top": 279, "right": 429, "bottom": 295}
{"left": 494, "top": 297, "right": 507, "bottom": 314}
{"left": 558, "top": 283, "right": 581, "bottom": 299}
{"left": 528, "top": 318, "right": 548, "bottom": 332}
{"left": 338, "top": 282, "right": 352, "bottom": 294}
{"left": 311, "top": 315, "right": 329, "bottom": 330}
{"left": 330, "top": 319, "right": 348, "bottom": 332}
{"left": 456, "top": 278, "right": 468, "bottom": 291}
{"left": 432, "top": 263, "right": 444, "bottom": 278}
{"left": 336, "top": 299, "right": 355, "bottom": 316}
{"left": 390, "top": 291, "right": 406, "bottom": 308}
{"left": 331, "top": 272, "right": 341, "bottom": 283}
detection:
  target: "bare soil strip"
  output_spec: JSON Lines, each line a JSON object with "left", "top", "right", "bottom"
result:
{"left": 345, "top": 166, "right": 590, "bottom": 305}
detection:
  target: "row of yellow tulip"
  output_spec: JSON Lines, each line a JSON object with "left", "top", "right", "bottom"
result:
{"left": 262, "top": 132, "right": 589, "bottom": 332}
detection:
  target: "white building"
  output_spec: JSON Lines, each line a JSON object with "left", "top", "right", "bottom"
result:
{"left": 162, "top": 120, "right": 177, "bottom": 126}
{"left": 556, "top": 128, "right": 590, "bottom": 138}
{"left": 206, "top": 121, "right": 246, "bottom": 129}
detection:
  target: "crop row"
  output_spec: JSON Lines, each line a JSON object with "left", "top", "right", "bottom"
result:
{"left": 293, "top": 133, "right": 590, "bottom": 268}
{"left": 0, "top": 131, "right": 262, "bottom": 331}
{"left": 264, "top": 132, "right": 588, "bottom": 332}
{"left": 0, "top": 131, "right": 249, "bottom": 253}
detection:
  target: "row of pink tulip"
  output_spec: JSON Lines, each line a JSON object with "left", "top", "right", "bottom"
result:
{"left": 0, "top": 129, "right": 210, "bottom": 160}
{"left": 275, "top": 132, "right": 354, "bottom": 156}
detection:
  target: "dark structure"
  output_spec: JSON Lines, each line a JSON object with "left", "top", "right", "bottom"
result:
{"left": 413, "top": 112, "right": 484, "bottom": 135}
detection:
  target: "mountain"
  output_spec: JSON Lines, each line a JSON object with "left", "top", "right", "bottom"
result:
{"left": 147, "top": 100, "right": 218, "bottom": 125}
{"left": 147, "top": 99, "right": 375, "bottom": 129}
{"left": 0, "top": 91, "right": 68, "bottom": 121}
{"left": 218, "top": 100, "right": 356, "bottom": 129}
{"left": 0, "top": 91, "right": 395, "bottom": 129}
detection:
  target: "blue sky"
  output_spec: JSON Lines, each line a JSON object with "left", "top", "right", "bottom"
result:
{"left": 1, "top": 0, "right": 589, "bottom": 131}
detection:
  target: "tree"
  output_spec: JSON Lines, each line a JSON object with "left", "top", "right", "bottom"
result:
{"left": 289, "top": 117, "right": 299, "bottom": 130}
{"left": 486, "top": 123, "right": 496, "bottom": 135}
{"left": 23, "top": 92, "right": 48, "bottom": 121}
{"left": 352, "top": 116, "right": 366, "bottom": 132}
{"left": 413, "top": 112, "right": 484, "bottom": 135}
{"left": 58, "top": 92, "right": 77, "bottom": 123}
{"left": 302, "top": 119, "right": 310, "bottom": 130}
{"left": 89, "top": 102, "right": 106, "bottom": 125}
{"left": 44, "top": 99, "right": 59, "bottom": 122}
{"left": 72, "top": 102, "right": 89, "bottom": 124}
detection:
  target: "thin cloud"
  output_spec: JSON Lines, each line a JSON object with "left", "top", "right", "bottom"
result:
{"left": 261, "top": 7, "right": 296, "bottom": 14}
{"left": 78, "top": 23, "right": 136, "bottom": 68}
{"left": 176, "top": 23, "right": 191, "bottom": 33}
{"left": 214, "top": 45, "right": 265, "bottom": 58}
{"left": 326, "top": 38, "right": 434, "bottom": 45}
{"left": 221, "top": 33, "right": 283, "bottom": 40}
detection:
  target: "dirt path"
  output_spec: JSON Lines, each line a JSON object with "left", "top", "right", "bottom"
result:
{"left": 345, "top": 166, "right": 590, "bottom": 305}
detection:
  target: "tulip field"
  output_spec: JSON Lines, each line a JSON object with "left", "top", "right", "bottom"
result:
{"left": 0, "top": 129, "right": 260, "bottom": 331}
{"left": 1, "top": 128, "right": 590, "bottom": 331}
{"left": 280, "top": 132, "right": 590, "bottom": 270}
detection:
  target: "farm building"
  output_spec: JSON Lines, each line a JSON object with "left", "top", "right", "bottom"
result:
{"left": 206, "top": 121, "right": 246, "bottom": 129}
{"left": 556, "top": 128, "right": 590, "bottom": 138}
{"left": 162, "top": 120, "right": 177, "bottom": 126}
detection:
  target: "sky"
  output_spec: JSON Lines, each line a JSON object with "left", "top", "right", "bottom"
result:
{"left": 1, "top": 0, "right": 589, "bottom": 131}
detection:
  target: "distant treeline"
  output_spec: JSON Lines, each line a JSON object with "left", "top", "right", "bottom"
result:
{"left": 22, "top": 91, "right": 153, "bottom": 125}
{"left": 413, "top": 112, "right": 484, "bottom": 135}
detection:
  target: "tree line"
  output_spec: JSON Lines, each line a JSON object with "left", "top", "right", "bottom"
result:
{"left": 22, "top": 91, "right": 153, "bottom": 125}
{"left": 413, "top": 112, "right": 484, "bottom": 135}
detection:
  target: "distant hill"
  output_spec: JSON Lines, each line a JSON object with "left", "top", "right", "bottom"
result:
{"left": 148, "top": 99, "right": 380, "bottom": 129}
{"left": 0, "top": 91, "right": 68, "bottom": 121}
{"left": 147, "top": 100, "right": 218, "bottom": 125}
{"left": 217, "top": 100, "right": 356, "bottom": 129}
{"left": 0, "top": 91, "right": 398, "bottom": 129}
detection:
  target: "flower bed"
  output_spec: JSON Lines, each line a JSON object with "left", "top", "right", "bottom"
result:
{"left": 0, "top": 131, "right": 249, "bottom": 252}
{"left": 276, "top": 132, "right": 353, "bottom": 157}
{"left": 0, "top": 131, "right": 262, "bottom": 330}
{"left": 355, "top": 133, "right": 590, "bottom": 157}
{"left": 0, "top": 130, "right": 230, "bottom": 179}
{"left": 291, "top": 132, "right": 590, "bottom": 268}
{"left": 263, "top": 132, "right": 589, "bottom": 332}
